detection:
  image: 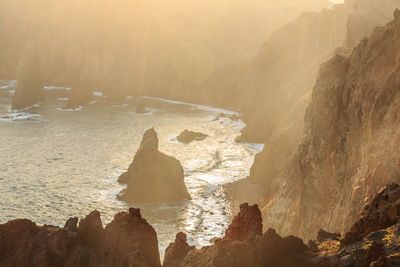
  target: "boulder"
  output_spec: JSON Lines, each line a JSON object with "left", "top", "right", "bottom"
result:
{"left": 177, "top": 130, "right": 208, "bottom": 144}
{"left": 118, "top": 128, "right": 191, "bottom": 202}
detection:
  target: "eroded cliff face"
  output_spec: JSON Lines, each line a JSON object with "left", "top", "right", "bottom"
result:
{"left": 244, "top": 0, "right": 400, "bottom": 188}
{"left": 261, "top": 10, "right": 400, "bottom": 241}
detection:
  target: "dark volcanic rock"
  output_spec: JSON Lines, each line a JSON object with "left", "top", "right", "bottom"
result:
{"left": 0, "top": 208, "right": 161, "bottom": 267}
{"left": 102, "top": 208, "right": 161, "bottom": 267}
{"left": 340, "top": 231, "right": 363, "bottom": 247}
{"left": 351, "top": 183, "right": 400, "bottom": 236}
{"left": 224, "top": 203, "right": 262, "bottom": 242}
{"left": 177, "top": 130, "right": 208, "bottom": 144}
{"left": 164, "top": 203, "right": 314, "bottom": 267}
{"left": 163, "top": 232, "right": 195, "bottom": 267}
{"left": 317, "top": 229, "right": 341, "bottom": 243}
{"left": 118, "top": 128, "right": 190, "bottom": 202}
{"left": 78, "top": 210, "right": 103, "bottom": 251}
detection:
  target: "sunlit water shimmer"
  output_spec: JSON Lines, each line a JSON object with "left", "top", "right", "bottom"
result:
{"left": 0, "top": 80, "right": 263, "bottom": 256}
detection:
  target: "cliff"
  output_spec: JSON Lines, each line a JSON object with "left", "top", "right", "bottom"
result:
{"left": 260, "top": 10, "right": 400, "bottom": 241}
{"left": 242, "top": 0, "right": 400, "bottom": 187}
{"left": 1, "top": 0, "right": 332, "bottom": 110}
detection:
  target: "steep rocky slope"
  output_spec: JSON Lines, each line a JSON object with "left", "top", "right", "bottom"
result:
{"left": 242, "top": 0, "right": 400, "bottom": 187}
{"left": 260, "top": 10, "right": 400, "bottom": 241}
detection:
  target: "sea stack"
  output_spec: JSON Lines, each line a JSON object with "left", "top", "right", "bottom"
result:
{"left": 118, "top": 128, "right": 191, "bottom": 202}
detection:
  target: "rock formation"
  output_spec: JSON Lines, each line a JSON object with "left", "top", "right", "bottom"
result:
{"left": 0, "top": 208, "right": 161, "bottom": 267}
{"left": 260, "top": 10, "right": 400, "bottom": 241}
{"left": 2, "top": 184, "right": 400, "bottom": 266}
{"left": 12, "top": 48, "right": 44, "bottom": 110}
{"left": 242, "top": 0, "right": 400, "bottom": 189}
{"left": 136, "top": 103, "right": 148, "bottom": 114}
{"left": 177, "top": 130, "right": 208, "bottom": 144}
{"left": 0, "top": 0, "right": 332, "bottom": 110}
{"left": 163, "top": 203, "right": 314, "bottom": 267}
{"left": 118, "top": 128, "right": 191, "bottom": 202}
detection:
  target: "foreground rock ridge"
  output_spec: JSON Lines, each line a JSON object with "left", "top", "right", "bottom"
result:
{"left": 4, "top": 183, "right": 399, "bottom": 266}
{"left": 0, "top": 208, "right": 161, "bottom": 267}
{"left": 260, "top": 10, "right": 400, "bottom": 241}
{"left": 118, "top": 128, "right": 190, "bottom": 202}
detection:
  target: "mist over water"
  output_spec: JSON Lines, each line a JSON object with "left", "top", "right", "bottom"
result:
{"left": 0, "top": 80, "right": 262, "bottom": 254}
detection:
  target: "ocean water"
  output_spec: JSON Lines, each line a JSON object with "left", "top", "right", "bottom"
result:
{"left": 0, "top": 80, "right": 262, "bottom": 255}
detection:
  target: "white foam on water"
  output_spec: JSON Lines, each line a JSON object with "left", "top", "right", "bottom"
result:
{"left": 57, "top": 98, "right": 69, "bottom": 101}
{"left": 8, "top": 103, "right": 42, "bottom": 113}
{"left": 141, "top": 96, "right": 240, "bottom": 116}
{"left": 112, "top": 103, "right": 128, "bottom": 108}
{"left": 126, "top": 96, "right": 133, "bottom": 100}
{"left": 241, "top": 143, "right": 265, "bottom": 153}
{"left": 0, "top": 112, "right": 40, "bottom": 122}
{"left": 93, "top": 91, "right": 106, "bottom": 98}
{"left": 44, "top": 85, "right": 71, "bottom": 91}
{"left": 56, "top": 106, "right": 83, "bottom": 112}
{"left": 133, "top": 108, "right": 157, "bottom": 116}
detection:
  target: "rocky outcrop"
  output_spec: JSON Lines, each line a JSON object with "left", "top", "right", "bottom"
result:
{"left": 260, "top": 11, "right": 400, "bottom": 241}
{"left": 351, "top": 183, "right": 400, "bottom": 237}
{"left": 136, "top": 103, "right": 148, "bottom": 114}
{"left": 12, "top": 49, "right": 44, "bottom": 110}
{"left": 102, "top": 208, "right": 161, "bottom": 267}
{"left": 177, "top": 130, "right": 208, "bottom": 144}
{"left": 2, "top": 186, "right": 400, "bottom": 267}
{"left": 0, "top": 208, "right": 161, "bottom": 267}
{"left": 118, "top": 128, "right": 191, "bottom": 202}
{"left": 163, "top": 203, "right": 315, "bottom": 267}
{"left": 163, "top": 233, "right": 195, "bottom": 267}
{"left": 224, "top": 203, "right": 263, "bottom": 242}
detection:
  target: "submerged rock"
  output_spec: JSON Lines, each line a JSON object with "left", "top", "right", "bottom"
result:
{"left": 136, "top": 103, "right": 148, "bottom": 114}
{"left": 118, "top": 128, "right": 190, "bottom": 202}
{"left": 177, "top": 130, "right": 208, "bottom": 144}
{"left": 213, "top": 113, "right": 241, "bottom": 122}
